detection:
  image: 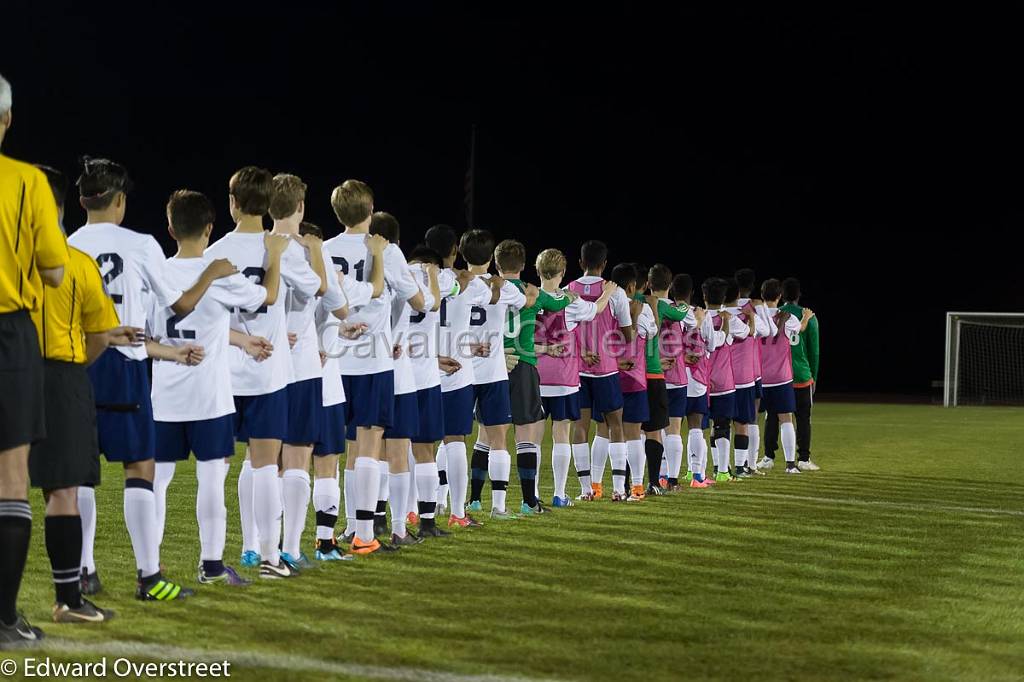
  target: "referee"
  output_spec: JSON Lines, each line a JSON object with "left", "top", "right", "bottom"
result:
{"left": 0, "top": 73, "right": 69, "bottom": 648}
{"left": 31, "top": 166, "right": 140, "bottom": 625}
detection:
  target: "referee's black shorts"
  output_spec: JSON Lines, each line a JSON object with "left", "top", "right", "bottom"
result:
{"left": 0, "top": 311, "right": 45, "bottom": 451}
{"left": 30, "top": 360, "right": 101, "bottom": 490}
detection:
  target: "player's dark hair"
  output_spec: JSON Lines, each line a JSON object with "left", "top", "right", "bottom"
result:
{"left": 735, "top": 268, "right": 756, "bottom": 294}
{"left": 36, "top": 164, "right": 67, "bottom": 211}
{"left": 610, "top": 263, "right": 637, "bottom": 290}
{"left": 632, "top": 263, "right": 649, "bottom": 290}
{"left": 580, "top": 240, "right": 608, "bottom": 271}
{"left": 725, "top": 277, "right": 740, "bottom": 303}
{"left": 494, "top": 239, "right": 526, "bottom": 273}
{"left": 702, "top": 277, "right": 728, "bottom": 306}
{"left": 369, "top": 211, "right": 400, "bottom": 244}
{"left": 425, "top": 224, "right": 458, "bottom": 258}
{"left": 229, "top": 166, "right": 273, "bottom": 216}
{"left": 670, "top": 273, "right": 693, "bottom": 301}
{"left": 761, "top": 278, "right": 783, "bottom": 302}
{"left": 408, "top": 244, "right": 443, "bottom": 267}
{"left": 77, "top": 156, "right": 131, "bottom": 210}
{"left": 166, "top": 189, "right": 215, "bottom": 240}
{"left": 459, "top": 229, "right": 495, "bottom": 266}
{"left": 649, "top": 264, "right": 672, "bottom": 292}
{"left": 782, "top": 277, "right": 801, "bottom": 303}
{"left": 299, "top": 221, "right": 323, "bottom": 239}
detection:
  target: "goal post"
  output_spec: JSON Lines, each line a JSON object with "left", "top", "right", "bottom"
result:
{"left": 945, "top": 312, "right": 1024, "bottom": 407}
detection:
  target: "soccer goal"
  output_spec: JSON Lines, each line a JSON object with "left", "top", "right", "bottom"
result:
{"left": 945, "top": 312, "right": 1024, "bottom": 406}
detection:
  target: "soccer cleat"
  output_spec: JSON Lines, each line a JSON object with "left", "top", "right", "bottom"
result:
{"left": 339, "top": 531, "right": 355, "bottom": 545}
{"left": 576, "top": 491, "right": 595, "bottom": 501}
{"left": 797, "top": 460, "right": 821, "bottom": 471}
{"left": 658, "top": 477, "right": 669, "bottom": 489}
{"left": 280, "top": 552, "right": 315, "bottom": 571}
{"left": 258, "top": 559, "right": 300, "bottom": 579}
{"left": 627, "top": 485, "right": 646, "bottom": 502}
{"left": 315, "top": 539, "right": 354, "bottom": 562}
{"left": 756, "top": 457, "right": 775, "bottom": 470}
{"left": 611, "top": 491, "right": 627, "bottom": 502}
{"left": 591, "top": 483, "right": 604, "bottom": 500}
{"left": 198, "top": 565, "right": 251, "bottom": 586}
{"left": 684, "top": 471, "right": 695, "bottom": 482}
{"left": 490, "top": 508, "right": 518, "bottom": 520}
{"left": 645, "top": 484, "right": 664, "bottom": 496}
{"left": 419, "top": 524, "right": 451, "bottom": 538}
{"left": 240, "top": 550, "right": 261, "bottom": 568}
{"left": 714, "top": 471, "right": 736, "bottom": 483}
{"left": 390, "top": 532, "right": 424, "bottom": 547}
{"left": 466, "top": 500, "right": 483, "bottom": 513}
{"left": 373, "top": 516, "right": 389, "bottom": 538}
{"left": 448, "top": 514, "right": 483, "bottom": 528}
{"left": 785, "top": 465, "right": 802, "bottom": 474}
{"left": 749, "top": 465, "right": 767, "bottom": 476}
{"left": 0, "top": 613, "right": 44, "bottom": 648}
{"left": 136, "top": 574, "right": 195, "bottom": 600}
{"left": 350, "top": 537, "right": 400, "bottom": 555}
{"left": 406, "top": 511, "right": 419, "bottom": 526}
{"left": 734, "top": 467, "right": 753, "bottom": 478}
{"left": 80, "top": 568, "right": 102, "bottom": 596}
{"left": 520, "top": 501, "right": 548, "bottom": 515}
{"left": 436, "top": 502, "right": 448, "bottom": 517}
{"left": 52, "top": 599, "right": 115, "bottom": 624}
{"left": 551, "top": 495, "right": 574, "bottom": 508}
{"left": 689, "top": 478, "right": 710, "bottom": 489}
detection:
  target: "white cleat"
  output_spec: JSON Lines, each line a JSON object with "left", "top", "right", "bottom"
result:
{"left": 784, "top": 465, "right": 802, "bottom": 474}
{"left": 756, "top": 457, "right": 775, "bottom": 470}
{"left": 796, "top": 460, "right": 821, "bottom": 471}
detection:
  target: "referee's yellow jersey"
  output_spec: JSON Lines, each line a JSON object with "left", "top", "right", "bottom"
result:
{"left": 0, "top": 153, "right": 69, "bottom": 313}
{"left": 30, "top": 246, "right": 120, "bottom": 363}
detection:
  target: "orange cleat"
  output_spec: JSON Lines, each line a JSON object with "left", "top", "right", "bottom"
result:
{"left": 406, "top": 512, "right": 419, "bottom": 526}
{"left": 658, "top": 477, "right": 669, "bottom": 489}
{"left": 627, "top": 484, "right": 646, "bottom": 502}
{"left": 689, "top": 478, "right": 710, "bottom": 489}
{"left": 350, "top": 538, "right": 382, "bottom": 555}
{"left": 448, "top": 514, "right": 483, "bottom": 528}
{"left": 591, "top": 483, "right": 604, "bottom": 500}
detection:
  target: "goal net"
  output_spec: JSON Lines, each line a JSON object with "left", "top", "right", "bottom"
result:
{"left": 945, "top": 312, "right": 1024, "bottom": 406}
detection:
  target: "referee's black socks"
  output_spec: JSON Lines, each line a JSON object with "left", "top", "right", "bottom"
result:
{"left": 0, "top": 499, "right": 32, "bottom": 625}
{"left": 45, "top": 515, "right": 83, "bottom": 608}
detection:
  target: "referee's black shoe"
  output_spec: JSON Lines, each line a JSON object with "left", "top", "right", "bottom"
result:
{"left": 0, "top": 613, "right": 44, "bottom": 650}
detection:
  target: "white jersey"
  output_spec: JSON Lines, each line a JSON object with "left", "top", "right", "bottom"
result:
{"left": 318, "top": 276, "right": 374, "bottom": 407}
{"left": 438, "top": 273, "right": 490, "bottom": 393}
{"left": 469, "top": 274, "right": 526, "bottom": 385}
{"left": 149, "top": 256, "right": 266, "bottom": 422}
{"left": 404, "top": 264, "right": 457, "bottom": 392}
{"left": 67, "top": 222, "right": 183, "bottom": 361}
{"left": 323, "top": 234, "right": 419, "bottom": 376}
{"left": 391, "top": 267, "right": 435, "bottom": 396}
{"left": 286, "top": 244, "right": 345, "bottom": 384}
{"left": 204, "top": 231, "right": 320, "bottom": 396}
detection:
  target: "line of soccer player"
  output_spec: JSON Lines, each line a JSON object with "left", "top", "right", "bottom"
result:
{"left": 18, "top": 158, "right": 819, "bottom": 634}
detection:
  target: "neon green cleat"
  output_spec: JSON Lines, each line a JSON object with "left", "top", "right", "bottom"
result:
{"left": 490, "top": 509, "right": 518, "bottom": 520}
{"left": 714, "top": 471, "right": 737, "bottom": 483}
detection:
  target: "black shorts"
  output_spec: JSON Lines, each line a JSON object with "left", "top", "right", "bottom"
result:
{"left": 30, "top": 360, "right": 100, "bottom": 490}
{"left": 509, "top": 362, "right": 544, "bottom": 426}
{"left": 0, "top": 311, "right": 45, "bottom": 450}
{"left": 642, "top": 378, "right": 670, "bottom": 432}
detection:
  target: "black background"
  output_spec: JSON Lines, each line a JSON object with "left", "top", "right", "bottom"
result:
{"left": 3, "top": 5, "right": 1020, "bottom": 395}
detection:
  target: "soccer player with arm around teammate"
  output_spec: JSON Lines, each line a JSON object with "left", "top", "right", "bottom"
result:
{"left": 569, "top": 240, "right": 634, "bottom": 501}
{"left": 534, "top": 248, "right": 616, "bottom": 507}
{"left": 724, "top": 277, "right": 769, "bottom": 478}
{"left": 676, "top": 278, "right": 720, "bottom": 487}
{"left": 735, "top": 268, "right": 766, "bottom": 474}
{"left": 780, "top": 277, "right": 820, "bottom": 471}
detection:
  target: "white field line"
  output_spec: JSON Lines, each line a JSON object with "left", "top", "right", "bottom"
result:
{"left": 40, "top": 639, "right": 556, "bottom": 682}
{"left": 722, "top": 490, "right": 1024, "bottom": 518}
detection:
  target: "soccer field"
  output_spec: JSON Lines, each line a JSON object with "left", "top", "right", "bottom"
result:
{"left": 8, "top": 403, "right": 1024, "bottom": 681}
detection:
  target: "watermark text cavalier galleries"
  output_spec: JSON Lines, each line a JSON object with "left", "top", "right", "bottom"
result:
{"left": 3, "top": 656, "right": 231, "bottom": 678}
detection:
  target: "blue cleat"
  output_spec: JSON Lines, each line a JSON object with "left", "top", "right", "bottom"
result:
{"left": 551, "top": 496, "right": 574, "bottom": 508}
{"left": 281, "top": 552, "right": 315, "bottom": 571}
{"left": 240, "top": 550, "right": 261, "bottom": 568}
{"left": 466, "top": 501, "right": 483, "bottom": 513}
{"left": 315, "top": 539, "right": 354, "bottom": 562}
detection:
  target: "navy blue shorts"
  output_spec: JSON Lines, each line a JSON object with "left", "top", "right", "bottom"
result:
{"left": 442, "top": 385, "right": 475, "bottom": 436}
{"left": 156, "top": 415, "right": 236, "bottom": 462}
{"left": 709, "top": 392, "right": 736, "bottom": 421}
{"left": 88, "top": 349, "right": 155, "bottom": 463}
{"left": 234, "top": 387, "right": 289, "bottom": 442}
{"left": 621, "top": 389, "right": 650, "bottom": 424}
{"left": 579, "top": 374, "right": 624, "bottom": 417}
{"left": 474, "top": 380, "right": 513, "bottom": 427}
{"left": 385, "top": 392, "right": 420, "bottom": 440}
{"left": 684, "top": 393, "right": 709, "bottom": 417}
{"left": 343, "top": 371, "right": 395, "bottom": 440}
{"left": 755, "top": 379, "right": 764, "bottom": 400}
{"left": 732, "top": 386, "right": 757, "bottom": 425}
{"left": 762, "top": 383, "right": 797, "bottom": 415}
{"left": 542, "top": 392, "right": 581, "bottom": 422}
{"left": 667, "top": 387, "right": 688, "bottom": 418}
{"left": 286, "top": 378, "right": 323, "bottom": 445}
{"left": 413, "top": 386, "right": 445, "bottom": 444}
{"left": 314, "top": 402, "right": 347, "bottom": 456}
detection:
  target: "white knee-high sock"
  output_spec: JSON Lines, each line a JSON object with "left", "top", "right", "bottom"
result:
{"left": 78, "top": 486, "right": 97, "bottom": 574}
{"left": 609, "top": 441, "right": 628, "bottom": 495}
{"left": 252, "top": 464, "right": 282, "bottom": 565}
{"left": 196, "top": 459, "right": 228, "bottom": 562}
{"left": 571, "top": 442, "right": 591, "bottom": 494}
{"left": 407, "top": 447, "right": 418, "bottom": 512}
{"left": 154, "top": 461, "right": 176, "bottom": 549}
{"left": 781, "top": 422, "right": 797, "bottom": 464}
{"left": 282, "top": 469, "right": 311, "bottom": 558}
{"left": 591, "top": 435, "right": 610, "bottom": 487}
{"left": 748, "top": 424, "right": 761, "bottom": 466}
{"left": 312, "top": 475, "right": 341, "bottom": 541}
{"left": 626, "top": 439, "right": 645, "bottom": 486}
{"left": 435, "top": 443, "right": 449, "bottom": 510}
{"left": 552, "top": 443, "right": 572, "bottom": 499}
{"left": 414, "top": 462, "right": 438, "bottom": 519}
{"left": 488, "top": 449, "right": 511, "bottom": 512}
{"left": 124, "top": 480, "right": 160, "bottom": 577}
{"left": 715, "top": 437, "right": 731, "bottom": 472}
{"left": 664, "top": 434, "right": 684, "bottom": 481}
{"left": 687, "top": 429, "right": 705, "bottom": 478}
{"left": 388, "top": 471, "right": 411, "bottom": 537}
{"left": 354, "top": 457, "right": 380, "bottom": 543}
{"left": 446, "top": 441, "right": 468, "bottom": 519}
{"left": 535, "top": 448, "right": 543, "bottom": 501}
{"left": 238, "top": 459, "right": 259, "bottom": 554}
{"left": 343, "top": 467, "right": 357, "bottom": 536}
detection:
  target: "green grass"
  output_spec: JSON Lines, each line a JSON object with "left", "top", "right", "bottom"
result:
{"left": 7, "top": 403, "right": 1024, "bottom": 681}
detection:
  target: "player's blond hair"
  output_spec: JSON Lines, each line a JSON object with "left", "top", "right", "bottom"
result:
{"left": 269, "top": 173, "right": 307, "bottom": 220}
{"left": 330, "top": 179, "right": 374, "bottom": 227}
{"left": 535, "top": 248, "right": 567, "bottom": 280}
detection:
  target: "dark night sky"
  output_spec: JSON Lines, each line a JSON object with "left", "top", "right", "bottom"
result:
{"left": 3, "top": 5, "right": 1021, "bottom": 395}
